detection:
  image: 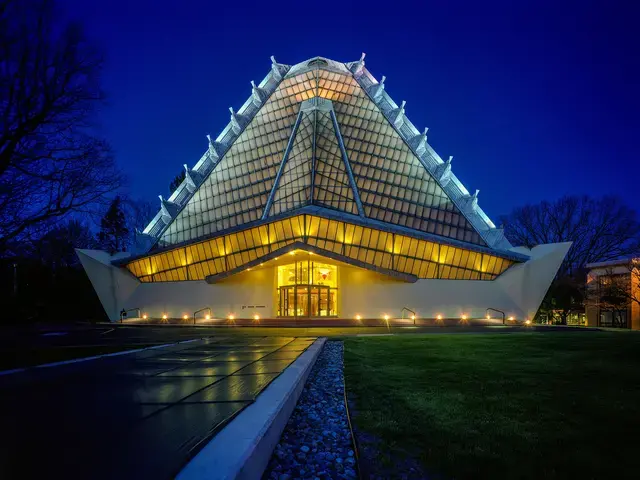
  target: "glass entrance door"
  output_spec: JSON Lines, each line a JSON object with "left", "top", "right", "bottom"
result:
{"left": 278, "top": 285, "right": 333, "bottom": 317}
{"left": 277, "top": 260, "right": 338, "bottom": 317}
{"left": 296, "top": 286, "right": 309, "bottom": 317}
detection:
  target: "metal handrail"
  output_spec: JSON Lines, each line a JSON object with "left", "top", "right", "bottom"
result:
{"left": 120, "top": 307, "right": 141, "bottom": 323}
{"left": 193, "top": 307, "right": 212, "bottom": 325}
{"left": 401, "top": 307, "right": 417, "bottom": 325}
{"left": 486, "top": 307, "right": 505, "bottom": 325}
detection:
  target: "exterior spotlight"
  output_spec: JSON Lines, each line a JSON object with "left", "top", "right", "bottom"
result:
{"left": 355, "top": 314, "right": 361, "bottom": 321}
{"left": 436, "top": 314, "right": 442, "bottom": 320}
{"left": 274, "top": 257, "right": 279, "bottom": 260}
{"left": 228, "top": 314, "right": 235, "bottom": 320}
{"left": 289, "top": 250, "right": 295, "bottom": 255}
{"left": 162, "top": 314, "right": 168, "bottom": 320}
{"left": 253, "top": 314, "right": 260, "bottom": 321}
{"left": 142, "top": 314, "right": 148, "bottom": 320}
{"left": 205, "top": 314, "right": 211, "bottom": 320}
{"left": 486, "top": 314, "right": 491, "bottom": 320}
{"left": 183, "top": 314, "right": 188, "bottom": 320}
{"left": 461, "top": 314, "right": 468, "bottom": 320}
{"left": 384, "top": 314, "right": 390, "bottom": 321}
{"left": 508, "top": 316, "right": 515, "bottom": 321}
{"left": 525, "top": 319, "right": 531, "bottom": 325}
{"left": 411, "top": 314, "right": 416, "bottom": 320}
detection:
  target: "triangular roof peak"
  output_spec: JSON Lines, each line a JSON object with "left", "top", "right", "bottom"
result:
{"left": 141, "top": 55, "right": 512, "bottom": 253}
{"left": 285, "top": 56, "right": 352, "bottom": 78}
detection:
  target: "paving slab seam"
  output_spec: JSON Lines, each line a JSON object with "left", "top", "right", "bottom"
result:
{"left": 137, "top": 338, "right": 309, "bottom": 422}
{"left": 176, "top": 337, "right": 327, "bottom": 480}
{"left": 147, "top": 337, "right": 301, "bottom": 379}
{"left": 0, "top": 338, "right": 202, "bottom": 377}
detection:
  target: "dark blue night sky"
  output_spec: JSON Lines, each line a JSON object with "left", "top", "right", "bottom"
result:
{"left": 61, "top": 0, "right": 639, "bottom": 220}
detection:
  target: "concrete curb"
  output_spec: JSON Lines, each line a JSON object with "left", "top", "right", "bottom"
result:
{"left": 0, "top": 338, "right": 201, "bottom": 377}
{"left": 177, "top": 337, "right": 328, "bottom": 480}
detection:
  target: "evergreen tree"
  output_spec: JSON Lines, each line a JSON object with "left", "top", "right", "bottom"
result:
{"left": 97, "top": 197, "right": 129, "bottom": 253}
{"left": 169, "top": 171, "right": 186, "bottom": 194}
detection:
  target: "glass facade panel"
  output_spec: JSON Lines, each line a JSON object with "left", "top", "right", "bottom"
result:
{"left": 126, "top": 214, "right": 515, "bottom": 283}
{"left": 157, "top": 67, "right": 488, "bottom": 250}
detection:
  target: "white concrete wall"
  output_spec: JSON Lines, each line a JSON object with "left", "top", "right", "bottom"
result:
{"left": 339, "top": 267, "right": 521, "bottom": 319}
{"left": 124, "top": 267, "right": 276, "bottom": 320}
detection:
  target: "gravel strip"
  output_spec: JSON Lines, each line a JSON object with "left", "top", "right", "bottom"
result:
{"left": 263, "top": 341, "right": 357, "bottom": 480}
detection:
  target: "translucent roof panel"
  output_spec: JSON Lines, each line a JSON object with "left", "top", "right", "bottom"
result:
{"left": 312, "top": 110, "right": 358, "bottom": 214}
{"left": 329, "top": 74, "right": 486, "bottom": 246}
{"left": 158, "top": 66, "right": 486, "bottom": 248}
{"left": 269, "top": 111, "right": 314, "bottom": 216}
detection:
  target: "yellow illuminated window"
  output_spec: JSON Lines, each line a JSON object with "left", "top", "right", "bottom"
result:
{"left": 126, "top": 214, "right": 516, "bottom": 283}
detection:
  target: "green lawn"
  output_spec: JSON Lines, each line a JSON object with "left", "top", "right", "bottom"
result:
{"left": 344, "top": 332, "right": 640, "bottom": 479}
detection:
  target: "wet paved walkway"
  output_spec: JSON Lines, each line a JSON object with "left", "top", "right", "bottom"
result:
{"left": 0, "top": 336, "right": 316, "bottom": 479}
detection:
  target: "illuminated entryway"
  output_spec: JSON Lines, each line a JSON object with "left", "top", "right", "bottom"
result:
{"left": 277, "top": 260, "right": 337, "bottom": 317}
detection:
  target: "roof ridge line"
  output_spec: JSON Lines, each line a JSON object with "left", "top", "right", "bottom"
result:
{"left": 142, "top": 58, "right": 291, "bottom": 248}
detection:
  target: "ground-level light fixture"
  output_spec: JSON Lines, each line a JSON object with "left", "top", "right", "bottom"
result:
{"left": 461, "top": 314, "right": 468, "bottom": 321}
{"left": 508, "top": 316, "right": 515, "bottom": 321}
{"left": 355, "top": 314, "right": 361, "bottom": 321}
{"left": 162, "top": 314, "right": 168, "bottom": 320}
{"left": 253, "top": 314, "right": 260, "bottom": 321}
{"left": 205, "top": 314, "right": 211, "bottom": 320}
{"left": 436, "top": 314, "right": 443, "bottom": 320}
{"left": 228, "top": 314, "right": 235, "bottom": 320}
{"left": 142, "top": 314, "right": 148, "bottom": 320}
{"left": 384, "top": 314, "right": 390, "bottom": 321}
{"left": 183, "top": 314, "right": 189, "bottom": 320}
{"left": 486, "top": 314, "right": 491, "bottom": 320}
{"left": 289, "top": 251, "right": 295, "bottom": 255}
{"left": 411, "top": 314, "right": 416, "bottom": 320}
{"left": 525, "top": 319, "right": 531, "bottom": 325}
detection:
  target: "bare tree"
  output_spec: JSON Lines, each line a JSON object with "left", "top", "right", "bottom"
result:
{"left": 500, "top": 196, "right": 640, "bottom": 277}
{"left": 0, "top": 0, "right": 124, "bottom": 254}
{"left": 500, "top": 195, "right": 640, "bottom": 324}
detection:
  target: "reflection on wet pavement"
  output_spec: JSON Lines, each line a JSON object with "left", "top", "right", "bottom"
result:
{"left": 0, "top": 335, "right": 315, "bottom": 480}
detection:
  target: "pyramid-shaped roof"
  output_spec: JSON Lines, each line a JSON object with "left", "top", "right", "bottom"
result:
{"left": 141, "top": 55, "right": 512, "bottom": 254}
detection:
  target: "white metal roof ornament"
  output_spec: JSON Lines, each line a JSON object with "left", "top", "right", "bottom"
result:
{"left": 250, "top": 80, "right": 266, "bottom": 106}
{"left": 436, "top": 155, "right": 453, "bottom": 186}
{"left": 351, "top": 52, "right": 366, "bottom": 77}
{"left": 158, "top": 195, "right": 178, "bottom": 221}
{"left": 183, "top": 164, "right": 200, "bottom": 192}
{"left": 367, "top": 75, "right": 386, "bottom": 101}
{"left": 229, "top": 107, "right": 243, "bottom": 135}
{"left": 270, "top": 55, "right": 287, "bottom": 81}
{"left": 409, "top": 127, "right": 429, "bottom": 155}
{"left": 391, "top": 100, "right": 406, "bottom": 129}
{"left": 206, "top": 134, "right": 221, "bottom": 160}
{"left": 466, "top": 189, "right": 480, "bottom": 212}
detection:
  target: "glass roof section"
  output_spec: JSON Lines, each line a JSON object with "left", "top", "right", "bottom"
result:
{"left": 147, "top": 56, "right": 511, "bottom": 253}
